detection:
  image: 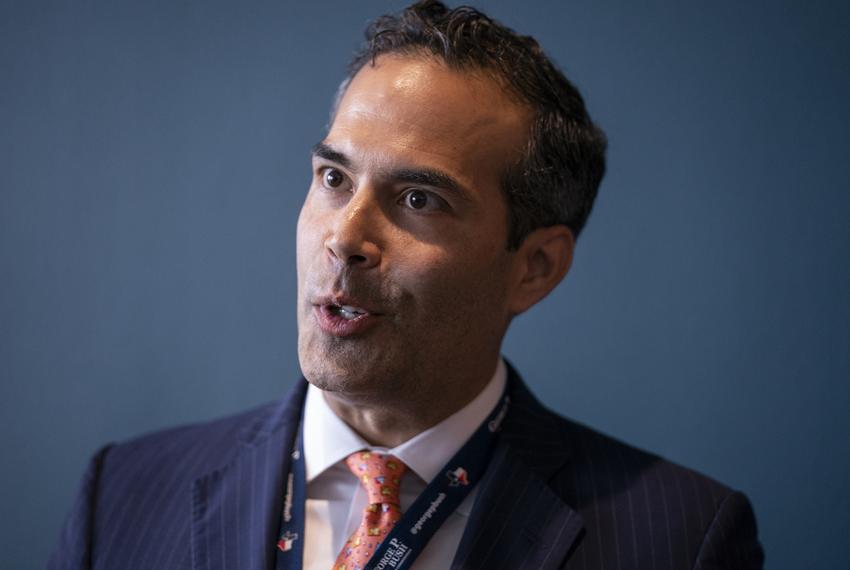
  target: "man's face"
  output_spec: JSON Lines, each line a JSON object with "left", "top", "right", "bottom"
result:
{"left": 296, "top": 55, "right": 530, "bottom": 403}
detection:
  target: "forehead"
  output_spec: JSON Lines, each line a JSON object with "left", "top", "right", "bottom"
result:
{"left": 326, "top": 55, "right": 530, "bottom": 192}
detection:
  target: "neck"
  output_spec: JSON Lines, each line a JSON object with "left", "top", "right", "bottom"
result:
{"left": 321, "top": 363, "right": 497, "bottom": 448}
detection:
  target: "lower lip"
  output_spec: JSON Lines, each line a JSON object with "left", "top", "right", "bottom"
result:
{"left": 313, "top": 305, "right": 380, "bottom": 337}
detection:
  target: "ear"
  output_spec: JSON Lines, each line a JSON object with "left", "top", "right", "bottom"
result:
{"left": 507, "top": 225, "right": 574, "bottom": 316}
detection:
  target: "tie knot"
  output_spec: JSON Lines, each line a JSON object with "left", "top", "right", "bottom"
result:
{"left": 345, "top": 451, "right": 407, "bottom": 506}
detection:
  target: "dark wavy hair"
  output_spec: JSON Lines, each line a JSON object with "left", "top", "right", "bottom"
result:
{"left": 334, "top": 0, "right": 607, "bottom": 247}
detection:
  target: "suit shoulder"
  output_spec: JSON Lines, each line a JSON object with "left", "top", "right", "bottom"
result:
{"left": 548, "top": 410, "right": 736, "bottom": 504}
{"left": 99, "top": 399, "right": 283, "bottom": 481}
{"left": 551, "top": 412, "right": 763, "bottom": 566}
{"left": 508, "top": 375, "right": 737, "bottom": 504}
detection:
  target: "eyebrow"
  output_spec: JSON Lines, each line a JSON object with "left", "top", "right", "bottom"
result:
{"left": 311, "top": 141, "right": 471, "bottom": 198}
{"left": 391, "top": 167, "right": 468, "bottom": 197}
{"left": 312, "top": 142, "right": 353, "bottom": 170}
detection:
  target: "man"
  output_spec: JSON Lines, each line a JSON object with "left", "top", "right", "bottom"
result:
{"left": 49, "top": 2, "right": 763, "bottom": 569}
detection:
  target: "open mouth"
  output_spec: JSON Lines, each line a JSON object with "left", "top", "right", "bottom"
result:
{"left": 328, "top": 304, "right": 367, "bottom": 320}
{"left": 314, "top": 299, "right": 378, "bottom": 336}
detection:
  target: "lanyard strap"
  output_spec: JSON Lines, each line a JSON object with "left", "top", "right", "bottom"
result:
{"left": 275, "top": 386, "right": 511, "bottom": 570}
{"left": 275, "top": 427, "right": 306, "bottom": 565}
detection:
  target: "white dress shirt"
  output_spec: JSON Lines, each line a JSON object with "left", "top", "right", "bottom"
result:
{"left": 301, "top": 359, "right": 507, "bottom": 569}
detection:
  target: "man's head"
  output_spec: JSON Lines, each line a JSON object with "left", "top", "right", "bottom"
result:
{"left": 296, "top": 1, "right": 606, "bottom": 414}
{"left": 335, "top": 0, "right": 607, "bottom": 248}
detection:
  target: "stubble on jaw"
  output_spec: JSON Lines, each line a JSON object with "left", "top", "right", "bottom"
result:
{"left": 295, "top": 272, "right": 416, "bottom": 399}
{"left": 296, "top": 239, "right": 515, "bottom": 416}
{"left": 298, "top": 281, "right": 507, "bottom": 414}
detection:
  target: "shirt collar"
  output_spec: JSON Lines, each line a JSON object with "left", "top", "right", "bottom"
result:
{"left": 303, "top": 358, "right": 507, "bottom": 485}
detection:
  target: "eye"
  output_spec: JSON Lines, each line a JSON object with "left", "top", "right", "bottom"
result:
{"left": 400, "top": 188, "right": 448, "bottom": 212}
{"left": 320, "top": 167, "right": 347, "bottom": 190}
{"left": 405, "top": 189, "right": 429, "bottom": 210}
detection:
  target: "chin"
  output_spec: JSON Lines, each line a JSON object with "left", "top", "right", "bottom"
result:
{"left": 302, "top": 361, "right": 384, "bottom": 397}
{"left": 300, "top": 352, "right": 406, "bottom": 404}
{"left": 299, "top": 340, "right": 372, "bottom": 393}
{"left": 298, "top": 343, "right": 342, "bottom": 391}
{"left": 298, "top": 322, "right": 419, "bottom": 396}
{"left": 303, "top": 373, "right": 344, "bottom": 393}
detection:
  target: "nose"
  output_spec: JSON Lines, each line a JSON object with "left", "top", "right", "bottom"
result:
{"left": 324, "top": 194, "right": 382, "bottom": 269}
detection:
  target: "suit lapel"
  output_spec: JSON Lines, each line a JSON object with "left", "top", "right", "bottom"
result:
{"left": 452, "top": 366, "right": 584, "bottom": 570}
{"left": 191, "top": 380, "right": 308, "bottom": 570}
{"left": 187, "top": 368, "right": 581, "bottom": 569}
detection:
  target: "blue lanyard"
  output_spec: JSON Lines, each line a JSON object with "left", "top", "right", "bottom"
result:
{"left": 275, "top": 386, "right": 511, "bottom": 570}
{"left": 274, "top": 427, "right": 307, "bottom": 565}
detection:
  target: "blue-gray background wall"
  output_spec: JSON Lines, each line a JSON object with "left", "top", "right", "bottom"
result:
{"left": 2, "top": 1, "right": 848, "bottom": 568}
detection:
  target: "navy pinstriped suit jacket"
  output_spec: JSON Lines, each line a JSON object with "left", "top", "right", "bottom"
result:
{"left": 49, "top": 366, "right": 764, "bottom": 569}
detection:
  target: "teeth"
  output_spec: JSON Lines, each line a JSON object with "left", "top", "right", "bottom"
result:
{"left": 335, "top": 304, "right": 364, "bottom": 320}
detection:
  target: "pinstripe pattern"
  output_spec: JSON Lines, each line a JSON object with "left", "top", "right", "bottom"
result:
{"left": 48, "top": 381, "right": 305, "bottom": 570}
{"left": 450, "top": 365, "right": 764, "bottom": 569}
{"left": 48, "top": 367, "right": 763, "bottom": 569}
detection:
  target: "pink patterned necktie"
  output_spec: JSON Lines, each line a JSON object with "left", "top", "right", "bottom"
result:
{"left": 332, "top": 451, "right": 409, "bottom": 570}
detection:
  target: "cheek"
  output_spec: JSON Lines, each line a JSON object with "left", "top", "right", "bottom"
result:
{"left": 296, "top": 201, "right": 323, "bottom": 272}
{"left": 404, "top": 248, "right": 510, "bottom": 321}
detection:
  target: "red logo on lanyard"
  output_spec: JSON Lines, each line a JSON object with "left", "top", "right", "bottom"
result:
{"left": 446, "top": 467, "right": 469, "bottom": 486}
{"left": 277, "top": 531, "right": 299, "bottom": 552}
